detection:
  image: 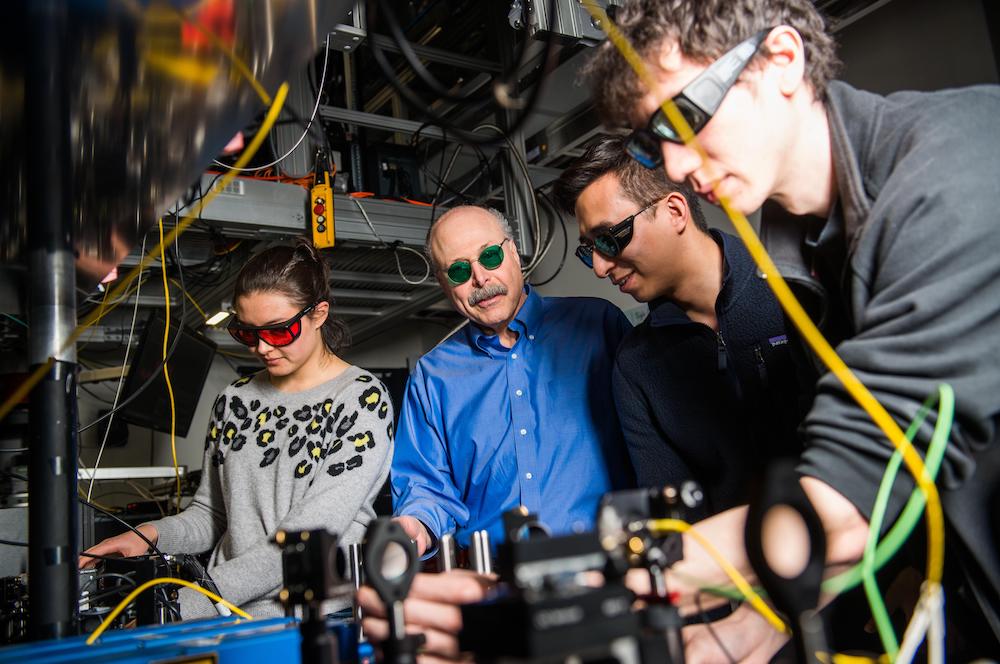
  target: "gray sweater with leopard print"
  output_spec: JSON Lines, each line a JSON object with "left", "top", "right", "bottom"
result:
{"left": 148, "top": 365, "right": 393, "bottom": 619}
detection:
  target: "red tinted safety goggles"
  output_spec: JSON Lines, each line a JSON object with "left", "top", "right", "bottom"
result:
{"left": 227, "top": 304, "right": 316, "bottom": 348}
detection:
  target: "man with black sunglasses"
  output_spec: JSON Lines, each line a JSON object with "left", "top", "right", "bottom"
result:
{"left": 582, "top": 0, "right": 1000, "bottom": 658}
{"left": 389, "top": 205, "right": 634, "bottom": 556}
{"left": 553, "top": 134, "right": 815, "bottom": 524}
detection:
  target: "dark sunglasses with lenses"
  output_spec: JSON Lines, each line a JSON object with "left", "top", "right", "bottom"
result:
{"left": 626, "top": 29, "right": 771, "bottom": 169}
{"left": 227, "top": 303, "right": 317, "bottom": 348}
{"left": 446, "top": 238, "right": 510, "bottom": 285}
{"left": 576, "top": 200, "right": 658, "bottom": 268}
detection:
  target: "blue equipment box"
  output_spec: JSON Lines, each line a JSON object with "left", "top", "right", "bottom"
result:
{"left": 0, "top": 616, "right": 300, "bottom": 664}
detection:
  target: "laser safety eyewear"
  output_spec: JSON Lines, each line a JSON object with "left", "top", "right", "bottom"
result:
{"left": 446, "top": 238, "right": 510, "bottom": 285}
{"left": 626, "top": 29, "right": 772, "bottom": 169}
{"left": 227, "top": 303, "right": 316, "bottom": 348}
{"left": 575, "top": 200, "right": 659, "bottom": 268}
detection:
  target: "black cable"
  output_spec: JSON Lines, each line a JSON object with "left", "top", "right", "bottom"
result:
{"left": 78, "top": 498, "right": 171, "bottom": 566}
{"left": 366, "top": 0, "right": 562, "bottom": 146}
{"left": 0, "top": 538, "right": 28, "bottom": 547}
{"left": 695, "top": 590, "right": 738, "bottom": 664}
{"left": 83, "top": 572, "right": 136, "bottom": 593}
{"left": 373, "top": 0, "right": 490, "bottom": 104}
{"left": 81, "top": 583, "right": 139, "bottom": 607}
{"left": 77, "top": 234, "right": 188, "bottom": 434}
{"left": 530, "top": 190, "right": 569, "bottom": 287}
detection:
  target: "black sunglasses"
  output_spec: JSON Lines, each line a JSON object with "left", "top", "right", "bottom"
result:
{"left": 626, "top": 29, "right": 772, "bottom": 169}
{"left": 445, "top": 238, "right": 510, "bottom": 285}
{"left": 575, "top": 200, "right": 658, "bottom": 269}
{"left": 227, "top": 303, "right": 317, "bottom": 348}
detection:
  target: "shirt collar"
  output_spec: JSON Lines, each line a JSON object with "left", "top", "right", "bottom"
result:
{"left": 464, "top": 285, "right": 540, "bottom": 356}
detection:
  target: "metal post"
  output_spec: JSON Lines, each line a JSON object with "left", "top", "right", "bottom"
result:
{"left": 470, "top": 531, "right": 492, "bottom": 575}
{"left": 490, "top": 2, "right": 534, "bottom": 257}
{"left": 26, "top": 0, "right": 79, "bottom": 641}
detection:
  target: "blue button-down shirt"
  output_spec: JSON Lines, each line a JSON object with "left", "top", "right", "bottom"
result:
{"left": 391, "top": 286, "right": 634, "bottom": 548}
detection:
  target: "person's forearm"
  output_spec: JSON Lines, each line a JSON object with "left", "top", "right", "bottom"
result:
{"left": 664, "top": 478, "right": 868, "bottom": 613}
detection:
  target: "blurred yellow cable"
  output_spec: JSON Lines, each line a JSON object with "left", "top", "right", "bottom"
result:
{"left": 0, "top": 82, "right": 289, "bottom": 425}
{"left": 648, "top": 518, "right": 789, "bottom": 633}
{"left": 579, "top": 0, "right": 943, "bottom": 593}
{"left": 85, "top": 576, "right": 252, "bottom": 645}
{"left": 159, "top": 220, "right": 181, "bottom": 514}
{"left": 169, "top": 277, "right": 208, "bottom": 319}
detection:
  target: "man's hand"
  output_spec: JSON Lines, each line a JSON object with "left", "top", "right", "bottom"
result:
{"left": 359, "top": 570, "right": 495, "bottom": 662}
{"left": 683, "top": 603, "right": 790, "bottom": 664}
{"left": 79, "top": 524, "right": 158, "bottom": 568}
{"left": 395, "top": 515, "right": 434, "bottom": 556}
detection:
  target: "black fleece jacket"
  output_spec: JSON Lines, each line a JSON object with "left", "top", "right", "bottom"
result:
{"left": 612, "top": 230, "right": 816, "bottom": 521}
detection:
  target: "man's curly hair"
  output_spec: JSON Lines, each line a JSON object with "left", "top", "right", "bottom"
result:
{"left": 583, "top": 0, "right": 840, "bottom": 128}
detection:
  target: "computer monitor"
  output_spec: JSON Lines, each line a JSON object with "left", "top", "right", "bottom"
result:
{"left": 118, "top": 310, "right": 217, "bottom": 437}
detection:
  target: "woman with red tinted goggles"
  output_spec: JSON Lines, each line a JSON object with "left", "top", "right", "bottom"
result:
{"left": 82, "top": 241, "right": 393, "bottom": 620}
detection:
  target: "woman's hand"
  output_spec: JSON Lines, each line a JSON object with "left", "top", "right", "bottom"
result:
{"left": 79, "top": 524, "right": 159, "bottom": 568}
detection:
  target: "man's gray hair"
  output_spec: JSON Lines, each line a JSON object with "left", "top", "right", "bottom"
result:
{"left": 424, "top": 205, "right": 517, "bottom": 270}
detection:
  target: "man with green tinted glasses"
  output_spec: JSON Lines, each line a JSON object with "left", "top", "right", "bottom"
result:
{"left": 583, "top": 0, "right": 1000, "bottom": 658}
{"left": 389, "top": 205, "right": 635, "bottom": 556}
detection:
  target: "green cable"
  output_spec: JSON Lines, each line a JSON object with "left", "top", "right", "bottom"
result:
{"left": 824, "top": 384, "right": 953, "bottom": 597}
{"left": 858, "top": 384, "right": 954, "bottom": 659}
{"left": 687, "top": 385, "right": 954, "bottom": 629}
{"left": 2, "top": 313, "right": 28, "bottom": 328}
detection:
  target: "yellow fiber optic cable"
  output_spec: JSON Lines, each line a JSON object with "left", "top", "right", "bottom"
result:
{"left": 159, "top": 220, "right": 181, "bottom": 514}
{"left": 169, "top": 277, "right": 208, "bottom": 319}
{"left": 85, "top": 576, "right": 252, "bottom": 645}
{"left": 648, "top": 518, "right": 789, "bottom": 634}
{"left": 579, "top": 0, "right": 944, "bottom": 592}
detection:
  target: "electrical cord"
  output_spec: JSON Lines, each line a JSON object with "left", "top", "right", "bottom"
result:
{"left": 77, "top": 255, "right": 187, "bottom": 435}
{"left": 352, "top": 197, "right": 432, "bottom": 285}
{"left": 80, "top": 572, "right": 136, "bottom": 596}
{"left": 86, "top": 577, "right": 252, "bottom": 645}
{"left": 373, "top": 0, "right": 491, "bottom": 104}
{"left": 78, "top": 497, "right": 169, "bottom": 565}
{"left": 86, "top": 235, "right": 147, "bottom": 502}
{"left": 695, "top": 590, "right": 738, "bottom": 664}
{"left": 2, "top": 313, "right": 28, "bottom": 328}
{"left": 158, "top": 219, "right": 181, "bottom": 514}
{"left": 212, "top": 32, "right": 332, "bottom": 174}
{"left": 647, "top": 517, "right": 788, "bottom": 634}
{"left": 0, "top": 539, "right": 28, "bottom": 547}
{"left": 366, "top": 0, "right": 562, "bottom": 146}
{"left": 529, "top": 190, "right": 568, "bottom": 287}
{"left": 858, "top": 384, "right": 954, "bottom": 659}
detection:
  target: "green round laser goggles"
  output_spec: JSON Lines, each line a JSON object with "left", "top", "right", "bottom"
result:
{"left": 446, "top": 239, "right": 509, "bottom": 285}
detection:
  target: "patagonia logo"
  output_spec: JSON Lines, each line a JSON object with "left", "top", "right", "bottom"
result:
{"left": 768, "top": 334, "right": 788, "bottom": 347}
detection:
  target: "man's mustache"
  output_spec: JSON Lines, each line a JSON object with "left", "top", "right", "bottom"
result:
{"left": 468, "top": 283, "right": 507, "bottom": 306}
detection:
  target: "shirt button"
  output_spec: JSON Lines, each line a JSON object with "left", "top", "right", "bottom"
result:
{"left": 528, "top": 334, "right": 535, "bottom": 341}
{"left": 525, "top": 472, "right": 533, "bottom": 480}
{"left": 519, "top": 428, "right": 527, "bottom": 436}
{"left": 515, "top": 389, "right": 523, "bottom": 397}
{"left": 511, "top": 353, "right": 518, "bottom": 360}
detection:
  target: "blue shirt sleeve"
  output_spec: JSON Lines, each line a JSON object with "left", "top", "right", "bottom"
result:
{"left": 390, "top": 364, "right": 470, "bottom": 540}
